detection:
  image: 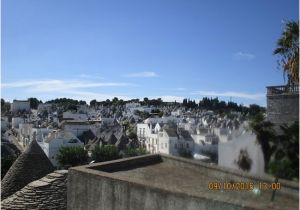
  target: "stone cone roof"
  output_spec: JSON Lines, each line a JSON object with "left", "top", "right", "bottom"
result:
{"left": 1, "top": 140, "right": 54, "bottom": 199}
{"left": 1, "top": 170, "right": 68, "bottom": 210}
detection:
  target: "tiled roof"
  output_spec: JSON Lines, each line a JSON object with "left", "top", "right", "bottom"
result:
{"left": 1, "top": 170, "right": 67, "bottom": 210}
{"left": 164, "top": 128, "right": 178, "bottom": 138}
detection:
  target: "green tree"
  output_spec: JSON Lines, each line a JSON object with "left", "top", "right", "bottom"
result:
{"left": 56, "top": 146, "right": 88, "bottom": 167}
{"left": 143, "top": 97, "right": 149, "bottom": 105}
{"left": 273, "top": 21, "right": 299, "bottom": 84}
{"left": 1, "top": 99, "right": 11, "bottom": 114}
{"left": 249, "top": 113, "right": 276, "bottom": 171}
{"left": 122, "top": 147, "right": 148, "bottom": 158}
{"left": 28, "top": 98, "right": 41, "bottom": 109}
{"left": 91, "top": 145, "right": 120, "bottom": 162}
{"left": 90, "top": 99, "right": 97, "bottom": 107}
{"left": 268, "top": 122, "right": 299, "bottom": 180}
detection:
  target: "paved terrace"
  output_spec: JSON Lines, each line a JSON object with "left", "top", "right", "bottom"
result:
{"left": 68, "top": 154, "right": 299, "bottom": 210}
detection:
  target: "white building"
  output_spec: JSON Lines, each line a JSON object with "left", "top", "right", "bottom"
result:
{"left": 19, "top": 124, "right": 54, "bottom": 147}
{"left": 125, "top": 102, "right": 141, "bottom": 109}
{"left": 137, "top": 123, "right": 194, "bottom": 156}
{"left": 218, "top": 124, "right": 265, "bottom": 176}
{"left": 12, "top": 117, "right": 25, "bottom": 129}
{"left": 63, "top": 112, "right": 88, "bottom": 121}
{"left": 39, "top": 130, "right": 83, "bottom": 167}
{"left": 144, "top": 116, "right": 182, "bottom": 125}
{"left": 60, "top": 120, "right": 99, "bottom": 137}
{"left": 11, "top": 100, "right": 31, "bottom": 113}
{"left": 1, "top": 117, "right": 10, "bottom": 130}
{"left": 38, "top": 103, "right": 53, "bottom": 113}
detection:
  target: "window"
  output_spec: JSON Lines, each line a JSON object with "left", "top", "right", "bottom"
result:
{"left": 161, "top": 143, "right": 163, "bottom": 149}
{"left": 175, "top": 144, "right": 177, "bottom": 149}
{"left": 180, "top": 143, "right": 183, "bottom": 148}
{"left": 187, "top": 143, "right": 189, "bottom": 148}
{"left": 165, "top": 143, "right": 167, "bottom": 148}
{"left": 156, "top": 139, "right": 158, "bottom": 144}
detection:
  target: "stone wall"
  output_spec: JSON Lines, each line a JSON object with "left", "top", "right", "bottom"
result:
{"left": 67, "top": 155, "right": 299, "bottom": 210}
{"left": 266, "top": 94, "right": 299, "bottom": 126}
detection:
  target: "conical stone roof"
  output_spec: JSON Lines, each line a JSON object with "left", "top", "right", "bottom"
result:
{"left": 1, "top": 170, "right": 68, "bottom": 210}
{"left": 1, "top": 140, "right": 54, "bottom": 199}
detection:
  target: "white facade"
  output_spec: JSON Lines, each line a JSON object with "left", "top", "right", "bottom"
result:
{"left": 61, "top": 121, "right": 92, "bottom": 137}
{"left": 11, "top": 100, "right": 30, "bottom": 113}
{"left": 218, "top": 128, "right": 265, "bottom": 176}
{"left": 38, "top": 103, "right": 52, "bottom": 112}
{"left": 12, "top": 117, "right": 25, "bottom": 129}
{"left": 144, "top": 116, "right": 182, "bottom": 125}
{"left": 39, "top": 130, "right": 83, "bottom": 167}
{"left": 137, "top": 123, "right": 194, "bottom": 156}
{"left": 1, "top": 117, "right": 10, "bottom": 130}
{"left": 125, "top": 102, "right": 141, "bottom": 109}
{"left": 171, "top": 109, "right": 182, "bottom": 117}
{"left": 63, "top": 112, "right": 88, "bottom": 120}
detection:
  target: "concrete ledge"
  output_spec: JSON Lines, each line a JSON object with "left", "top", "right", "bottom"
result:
{"left": 68, "top": 154, "right": 299, "bottom": 210}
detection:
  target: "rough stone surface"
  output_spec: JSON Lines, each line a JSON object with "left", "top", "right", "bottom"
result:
{"left": 1, "top": 170, "right": 68, "bottom": 210}
{"left": 266, "top": 94, "right": 299, "bottom": 127}
{"left": 68, "top": 154, "right": 299, "bottom": 210}
{"left": 1, "top": 140, "right": 55, "bottom": 199}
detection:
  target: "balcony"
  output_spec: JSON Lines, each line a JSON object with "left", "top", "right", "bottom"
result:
{"left": 267, "top": 85, "right": 299, "bottom": 96}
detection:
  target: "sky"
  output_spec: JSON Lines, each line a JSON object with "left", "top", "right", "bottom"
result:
{"left": 1, "top": 0, "right": 299, "bottom": 106}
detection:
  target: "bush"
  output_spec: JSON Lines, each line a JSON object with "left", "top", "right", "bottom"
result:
{"left": 178, "top": 148, "right": 193, "bottom": 159}
{"left": 268, "top": 159, "right": 297, "bottom": 180}
{"left": 122, "top": 147, "right": 148, "bottom": 158}
{"left": 91, "top": 145, "right": 120, "bottom": 162}
{"left": 56, "top": 146, "right": 88, "bottom": 167}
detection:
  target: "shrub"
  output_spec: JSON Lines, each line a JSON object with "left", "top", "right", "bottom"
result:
{"left": 178, "top": 148, "right": 193, "bottom": 158}
{"left": 56, "top": 146, "right": 88, "bottom": 167}
{"left": 91, "top": 145, "right": 120, "bottom": 162}
{"left": 122, "top": 147, "right": 148, "bottom": 158}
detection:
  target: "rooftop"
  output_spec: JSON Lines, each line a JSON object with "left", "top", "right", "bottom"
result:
{"left": 70, "top": 154, "right": 299, "bottom": 210}
{"left": 267, "top": 85, "right": 299, "bottom": 96}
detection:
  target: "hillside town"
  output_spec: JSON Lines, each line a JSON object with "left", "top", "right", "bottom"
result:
{"left": 2, "top": 97, "right": 266, "bottom": 174}
{"left": 2, "top": 1, "right": 299, "bottom": 209}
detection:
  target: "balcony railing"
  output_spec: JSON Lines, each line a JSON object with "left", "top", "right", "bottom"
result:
{"left": 267, "top": 85, "right": 299, "bottom": 95}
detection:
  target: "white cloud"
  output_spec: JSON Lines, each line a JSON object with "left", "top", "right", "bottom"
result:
{"left": 190, "top": 90, "right": 264, "bottom": 100}
{"left": 125, "top": 71, "right": 158, "bottom": 78}
{"left": 2, "top": 79, "right": 134, "bottom": 103}
{"left": 63, "top": 90, "right": 131, "bottom": 102}
{"left": 79, "top": 74, "right": 104, "bottom": 79}
{"left": 2, "top": 79, "right": 132, "bottom": 92}
{"left": 149, "top": 95, "right": 185, "bottom": 102}
{"left": 175, "top": 88, "right": 186, "bottom": 91}
{"left": 233, "top": 52, "right": 255, "bottom": 60}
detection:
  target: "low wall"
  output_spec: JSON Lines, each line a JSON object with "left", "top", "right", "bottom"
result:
{"left": 68, "top": 154, "right": 298, "bottom": 210}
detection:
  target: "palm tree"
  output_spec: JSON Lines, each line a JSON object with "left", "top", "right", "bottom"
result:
{"left": 273, "top": 21, "right": 299, "bottom": 85}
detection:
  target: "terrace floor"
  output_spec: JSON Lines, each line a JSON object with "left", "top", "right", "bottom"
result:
{"left": 111, "top": 160, "right": 298, "bottom": 210}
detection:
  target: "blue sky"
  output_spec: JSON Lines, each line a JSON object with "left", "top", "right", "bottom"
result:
{"left": 1, "top": 0, "right": 298, "bottom": 106}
